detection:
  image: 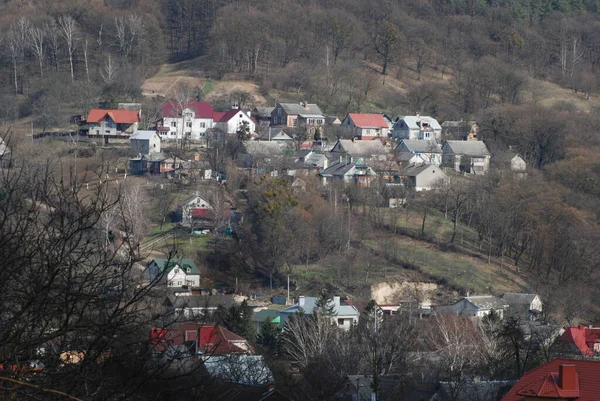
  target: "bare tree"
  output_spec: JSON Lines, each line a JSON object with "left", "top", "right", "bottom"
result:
{"left": 82, "top": 35, "right": 91, "bottom": 83}
{"left": 282, "top": 311, "right": 338, "bottom": 369}
{"left": 58, "top": 15, "right": 79, "bottom": 82}
{"left": 5, "top": 18, "right": 30, "bottom": 94}
{"left": 101, "top": 53, "right": 118, "bottom": 84}
{"left": 45, "top": 19, "right": 61, "bottom": 72}
{"left": 28, "top": 26, "right": 45, "bottom": 78}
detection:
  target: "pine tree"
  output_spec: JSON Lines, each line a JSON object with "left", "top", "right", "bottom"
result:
{"left": 257, "top": 318, "right": 281, "bottom": 355}
{"left": 315, "top": 291, "right": 337, "bottom": 316}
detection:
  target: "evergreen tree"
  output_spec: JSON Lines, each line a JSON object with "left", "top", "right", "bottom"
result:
{"left": 315, "top": 291, "right": 337, "bottom": 316}
{"left": 257, "top": 318, "right": 281, "bottom": 355}
{"left": 220, "top": 300, "right": 256, "bottom": 341}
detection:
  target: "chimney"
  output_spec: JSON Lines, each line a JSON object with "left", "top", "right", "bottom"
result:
{"left": 333, "top": 296, "right": 341, "bottom": 306}
{"left": 298, "top": 296, "right": 305, "bottom": 307}
{"left": 578, "top": 324, "right": 585, "bottom": 331}
{"left": 559, "top": 364, "right": 577, "bottom": 391}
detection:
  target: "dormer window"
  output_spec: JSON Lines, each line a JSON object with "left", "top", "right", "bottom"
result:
{"left": 186, "top": 267, "right": 191, "bottom": 273}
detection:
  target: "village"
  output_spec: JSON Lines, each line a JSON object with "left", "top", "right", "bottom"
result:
{"left": 3, "top": 98, "right": 591, "bottom": 401}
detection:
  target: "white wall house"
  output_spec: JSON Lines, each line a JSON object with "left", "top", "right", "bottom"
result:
{"left": 279, "top": 296, "right": 360, "bottom": 331}
{"left": 397, "top": 164, "right": 447, "bottom": 191}
{"left": 447, "top": 295, "right": 508, "bottom": 319}
{"left": 213, "top": 108, "right": 256, "bottom": 135}
{"left": 130, "top": 130, "right": 161, "bottom": 156}
{"left": 395, "top": 139, "right": 442, "bottom": 166}
{"left": 146, "top": 258, "right": 201, "bottom": 288}
{"left": 392, "top": 115, "right": 442, "bottom": 141}
{"left": 160, "top": 101, "right": 214, "bottom": 141}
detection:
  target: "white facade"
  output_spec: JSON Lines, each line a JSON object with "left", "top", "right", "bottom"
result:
{"left": 167, "top": 267, "right": 200, "bottom": 287}
{"left": 162, "top": 109, "right": 212, "bottom": 141}
{"left": 214, "top": 110, "right": 256, "bottom": 135}
{"left": 130, "top": 131, "right": 161, "bottom": 156}
{"left": 392, "top": 116, "right": 442, "bottom": 141}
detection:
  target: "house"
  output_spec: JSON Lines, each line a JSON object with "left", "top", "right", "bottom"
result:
{"left": 150, "top": 323, "right": 253, "bottom": 356}
{"left": 441, "top": 120, "right": 479, "bottom": 141}
{"left": 129, "top": 130, "right": 161, "bottom": 156}
{"left": 320, "top": 159, "right": 378, "bottom": 187}
{"left": 279, "top": 296, "right": 360, "bottom": 331}
{"left": 492, "top": 151, "right": 527, "bottom": 172}
{"left": 391, "top": 115, "right": 442, "bottom": 141}
{"left": 270, "top": 102, "right": 325, "bottom": 133}
{"left": 240, "top": 141, "right": 289, "bottom": 171}
{"left": 395, "top": 139, "right": 442, "bottom": 166}
{"left": 86, "top": 109, "right": 140, "bottom": 144}
{"left": 442, "top": 140, "right": 491, "bottom": 174}
{"left": 330, "top": 139, "right": 389, "bottom": 164}
{"left": 146, "top": 258, "right": 201, "bottom": 288}
{"left": 325, "top": 116, "right": 341, "bottom": 125}
{"left": 295, "top": 149, "right": 329, "bottom": 172}
{"left": 181, "top": 193, "right": 212, "bottom": 225}
{"left": 549, "top": 325, "right": 600, "bottom": 357}
{"left": 502, "top": 293, "right": 542, "bottom": 319}
{"left": 341, "top": 113, "right": 390, "bottom": 140}
{"left": 213, "top": 108, "right": 256, "bottom": 135}
{"left": 502, "top": 359, "right": 600, "bottom": 401}
{"left": 128, "top": 153, "right": 181, "bottom": 175}
{"left": 439, "top": 295, "right": 508, "bottom": 319}
{"left": 165, "top": 294, "right": 237, "bottom": 320}
{"left": 252, "top": 107, "right": 275, "bottom": 125}
{"left": 261, "top": 129, "right": 294, "bottom": 142}
{"left": 159, "top": 101, "right": 214, "bottom": 141}
{"left": 397, "top": 164, "right": 447, "bottom": 191}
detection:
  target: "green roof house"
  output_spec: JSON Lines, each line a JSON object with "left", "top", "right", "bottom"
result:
{"left": 147, "top": 258, "right": 200, "bottom": 288}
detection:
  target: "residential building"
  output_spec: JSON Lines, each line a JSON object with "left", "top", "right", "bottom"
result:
{"left": 330, "top": 139, "right": 389, "bottom": 164}
{"left": 441, "top": 120, "right": 479, "bottom": 141}
{"left": 549, "top": 325, "right": 600, "bottom": 357}
{"left": 159, "top": 101, "right": 214, "bottom": 141}
{"left": 252, "top": 107, "right": 275, "bottom": 125}
{"left": 129, "top": 130, "right": 161, "bottom": 156}
{"left": 87, "top": 109, "right": 140, "bottom": 144}
{"left": 438, "top": 295, "right": 509, "bottom": 319}
{"left": 164, "top": 294, "right": 236, "bottom": 320}
{"left": 270, "top": 102, "right": 325, "bottom": 133}
{"left": 442, "top": 140, "right": 491, "bottom": 174}
{"left": 128, "top": 153, "right": 181, "bottom": 176}
{"left": 279, "top": 296, "right": 360, "bottom": 331}
{"left": 181, "top": 193, "right": 212, "bottom": 225}
{"left": 502, "top": 293, "right": 543, "bottom": 319}
{"left": 341, "top": 113, "right": 390, "bottom": 139}
{"left": 325, "top": 116, "right": 341, "bottom": 126}
{"left": 240, "top": 141, "right": 290, "bottom": 172}
{"left": 395, "top": 139, "right": 442, "bottom": 166}
{"left": 213, "top": 108, "right": 256, "bottom": 135}
{"left": 146, "top": 258, "right": 200, "bottom": 288}
{"left": 320, "top": 159, "right": 377, "bottom": 187}
{"left": 295, "top": 149, "right": 329, "bottom": 173}
{"left": 391, "top": 115, "right": 442, "bottom": 141}
{"left": 397, "top": 164, "right": 447, "bottom": 191}
{"left": 502, "top": 359, "right": 600, "bottom": 401}
{"left": 492, "top": 151, "right": 527, "bottom": 172}
{"left": 150, "top": 323, "right": 253, "bottom": 356}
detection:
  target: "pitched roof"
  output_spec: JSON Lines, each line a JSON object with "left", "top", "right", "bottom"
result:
{"left": 334, "top": 139, "right": 388, "bottom": 157}
{"left": 253, "top": 107, "right": 275, "bottom": 118}
{"left": 444, "top": 140, "right": 490, "bottom": 157}
{"left": 320, "top": 161, "right": 376, "bottom": 177}
{"left": 191, "top": 208, "right": 215, "bottom": 220}
{"left": 278, "top": 103, "right": 324, "bottom": 117}
{"left": 130, "top": 130, "right": 159, "bottom": 140}
{"left": 554, "top": 326, "right": 600, "bottom": 356}
{"left": 162, "top": 101, "right": 214, "bottom": 119}
{"left": 151, "top": 324, "right": 252, "bottom": 356}
{"left": 244, "top": 141, "right": 286, "bottom": 156}
{"left": 87, "top": 109, "right": 140, "bottom": 124}
{"left": 346, "top": 113, "right": 389, "bottom": 128}
{"left": 325, "top": 116, "right": 341, "bottom": 125}
{"left": 397, "top": 164, "right": 438, "bottom": 177}
{"left": 465, "top": 295, "right": 507, "bottom": 310}
{"left": 396, "top": 116, "right": 442, "bottom": 130}
{"left": 502, "top": 359, "right": 600, "bottom": 401}
{"left": 150, "top": 258, "right": 200, "bottom": 275}
{"left": 215, "top": 109, "right": 253, "bottom": 123}
{"left": 502, "top": 293, "right": 538, "bottom": 305}
{"left": 280, "top": 296, "right": 360, "bottom": 317}
{"left": 396, "top": 139, "right": 442, "bottom": 153}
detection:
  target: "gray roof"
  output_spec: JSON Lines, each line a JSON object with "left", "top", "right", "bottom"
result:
{"left": 253, "top": 107, "right": 275, "bottom": 118}
{"left": 502, "top": 293, "right": 538, "bottom": 305}
{"left": 396, "top": 139, "right": 442, "bottom": 153}
{"left": 320, "top": 161, "right": 376, "bottom": 177}
{"left": 397, "top": 164, "right": 434, "bottom": 177}
{"left": 302, "top": 152, "right": 328, "bottom": 168}
{"left": 130, "top": 130, "right": 159, "bottom": 140}
{"left": 396, "top": 116, "right": 442, "bottom": 130}
{"left": 170, "top": 294, "right": 236, "bottom": 309}
{"left": 243, "top": 141, "right": 286, "bottom": 156}
{"left": 325, "top": 116, "right": 341, "bottom": 125}
{"left": 465, "top": 295, "right": 507, "bottom": 310}
{"left": 335, "top": 139, "right": 388, "bottom": 157}
{"left": 280, "top": 296, "right": 359, "bottom": 317}
{"left": 278, "top": 103, "right": 324, "bottom": 117}
{"left": 444, "top": 140, "right": 490, "bottom": 157}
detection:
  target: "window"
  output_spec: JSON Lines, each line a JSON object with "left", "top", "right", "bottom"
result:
{"left": 273, "top": 117, "right": 278, "bottom": 125}
{"left": 292, "top": 118, "right": 298, "bottom": 127}
{"left": 186, "top": 122, "right": 192, "bottom": 128}
{"left": 105, "top": 130, "right": 110, "bottom": 134}
{"left": 239, "top": 114, "right": 243, "bottom": 118}
{"left": 186, "top": 267, "right": 191, "bottom": 273}
{"left": 277, "top": 108, "right": 282, "bottom": 116}
{"left": 171, "top": 121, "right": 177, "bottom": 127}
{"left": 200, "top": 122, "right": 206, "bottom": 128}
{"left": 96, "top": 129, "right": 100, "bottom": 135}
{"left": 174, "top": 268, "right": 179, "bottom": 274}
{"left": 338, "top": 319, "right": 344, "bottom": 326}
{"left": 177, "top": 281, "right": 182, "bottom": 286}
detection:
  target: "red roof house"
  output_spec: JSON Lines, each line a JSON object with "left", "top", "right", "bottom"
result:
{"left": 87, "top": 109, "right": 140, "bottom": 124}
{"left": 151, "top": 324, "right": 254, "bottom": 356}
{"left": 162, "top": 101, "right": 214, "bottom": 119}
{"left": 341, "top": 113, "right": 390, "bottom": 140}
{"left": 550, "top": 326, "right": 600, "bottom": 357}
{"left": 502, "top": 359, "right": 600, "bottom": 401}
